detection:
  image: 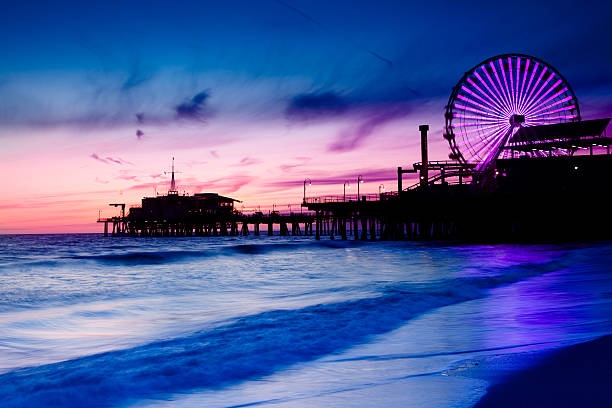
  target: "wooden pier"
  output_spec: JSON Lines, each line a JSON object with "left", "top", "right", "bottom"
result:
{"left": 98, "top": 212, "right": 315, "bottom": 238}
{"left": 98, "top": 119, "right": 612, "bottom": 242}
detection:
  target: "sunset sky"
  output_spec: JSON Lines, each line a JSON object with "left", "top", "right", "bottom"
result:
{"left": 1, "top": 0, "right": 611, "bottom": 233}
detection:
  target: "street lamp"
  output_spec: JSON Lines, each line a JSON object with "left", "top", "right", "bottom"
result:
{"left": 344, "top": 181, "right": 350, "bottom": 201}
{"left": 303, "top": 178, "right": 312, "bottom": 203}
{"left": 357, "top": 175, "right": 364, "bottom": 200}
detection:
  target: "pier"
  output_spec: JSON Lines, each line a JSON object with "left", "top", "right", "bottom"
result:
{"left": 98, "top": 54, "right": 612, "bottom": 242}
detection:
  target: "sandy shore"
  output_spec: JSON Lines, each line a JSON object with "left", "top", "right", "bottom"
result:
{"left": 474, "top": 334, "right": 612, "bottom": 407}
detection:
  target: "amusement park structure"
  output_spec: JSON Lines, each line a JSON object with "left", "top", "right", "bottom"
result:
{"left": 99, "top": 53, "right": 612, "bottom": 241}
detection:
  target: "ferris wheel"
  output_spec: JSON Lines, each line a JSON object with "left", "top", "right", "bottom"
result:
{"left": 444, "top": 54, "right": 581, "bottom": 171}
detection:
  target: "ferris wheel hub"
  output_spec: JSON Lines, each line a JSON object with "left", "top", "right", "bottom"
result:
{"left": 510, "top": 114, "right": 525, "bottom": 126}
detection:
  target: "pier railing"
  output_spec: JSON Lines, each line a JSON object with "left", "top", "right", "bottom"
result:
{"left": 303, "top": 193, "right": 387, "bottom": 204}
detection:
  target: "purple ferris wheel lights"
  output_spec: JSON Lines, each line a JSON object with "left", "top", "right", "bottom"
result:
{"left": 519, "top": 62, "right": 541, "bottom": 113}
{"left": 518, "top": 59, "right": 531, "bottom": 110}
{"left": 446, "top": 54, "right": 579, "bottom": 167}
{"left": 515, "top": 57, "right": 521, "bottom": 111}
{"left": 498, "top": 59, "right": 514, "bottom": 111}
{"left": 461, "top": 85, "right": 505, "bottom": 115}
{"left": 529, "top": 95, "right": 573, "bottom": 115}
{"left": 526, "top": 87, "right": 569, "bottom": 116}
{"left": 473, "top": 71, "right": 508, "bottom": 115}
{"left": 521, "top": 66, "right": 548, "bottom": 113}
{"left": 466, "top": 78, "right": 509, "bottom": 116}
{"left": 453, "top": 123, "right": 504, "bottom": 138}
{"left": 531, "top": 105, "right": 576, "bottom": 118}
{"left": 455, "top": 103, "right": 503, "bottom": 119}
{"left": 524, "top": 79, "right": 563, "bottom": 114}
{"left": 457, "top": 94, "right": 504, "bottom": 116}
{"left": 508, "top": 57, "right": 515, "bottom": 111}
{"left": 524, "top": 75, "right": 559, "bottom": 113}
{"left": 481, "top": 65, "right": 507, "bottom": 111}
{"left": 490, "top": 61, "right": 512, "bottom": 110}
{"left": 453, "top": 113, "right": 506, "bottom": 122}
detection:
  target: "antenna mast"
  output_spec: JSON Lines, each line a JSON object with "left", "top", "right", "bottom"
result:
{"left": 164, "top": 157, "right": 181, "bottom": 195}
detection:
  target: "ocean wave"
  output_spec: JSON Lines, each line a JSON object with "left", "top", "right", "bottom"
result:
{"left": 70, "top": 250, "right": 213, "bottom": 265}
{"left": 0, "top": 256, "right": 567, "bottom": 407}
{"left": 66, "top": 240, "right": 358, "bottom": 265}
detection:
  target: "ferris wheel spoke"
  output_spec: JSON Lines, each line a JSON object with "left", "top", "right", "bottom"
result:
{"left": 530, "top": 105, "right": 577, "bottom": 118}
{"left": 453, "top": 114, "right": 507, "bottom": 124}
{"left": 508, "top": 58, "right": 516, "bottom": 111}
{"left": 479, "top": 68, "right": 509, "bottom": 114}
{"left": 472, "top": 126, "right": 511, "bottom": 165}
{"left": 515, "top": 57, "right": 521, "bottom": 112}
{"left": 461, "top": 124, "right": 509, "bottom": 153}
{"left": 498, "top": 59, "right": 514, "bottom": 112}
{"left": 517, "top": 59, "right": 532, "bottom": 111}
{"left": 469, "top": 75, "right": 510, "bottom": 116}
{"left": 488, "top": 62, "right": 512, "bottom": 111}
{"left": 527, "top": 95, "right": 572, "bottom": 115}
{"left": 457, "top": 94, "right": 505, "bottom": 117}
{"left": 526, "top": 114, "right": 577, "bottom": 123}
{"left": 491, "top": 61, "right": 512, "bottom": 109}
{"left": 461, "top": 85, "right": 506, "bottom": 116}
{"left": 523, "top": 70, "right": 553, "bottom": 113}
{"left": 520, "top": 65, "right": 546, "bottom": 113}
{"left": 457, "top": 121, "right": 507, "bottom": 127}
{"left": 456, "top": 122, "right": 505, "bottom": 148}
{"left": 454, "top": 104, "right": 506, "bottom": 120}
{"left": 518, "top": 61, "right": 540, "bottom": 112}
{"left": 453, "top": 123, "right": 506, "bottom": 139}
{"left": 524, "top": 82, "right": 564, "bottom": 115}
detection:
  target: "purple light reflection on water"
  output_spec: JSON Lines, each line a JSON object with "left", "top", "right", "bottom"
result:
{"left": 479, "top": 269, "right": 612, "bottom": 351}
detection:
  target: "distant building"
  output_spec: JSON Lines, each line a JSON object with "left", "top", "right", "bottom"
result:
{"left": 128, "top": 192, "right": 240, "bottom": 222}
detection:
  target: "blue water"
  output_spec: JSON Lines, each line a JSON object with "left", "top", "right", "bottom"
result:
{"left": 1, "top": 235, "right": 612, "bottom": 407}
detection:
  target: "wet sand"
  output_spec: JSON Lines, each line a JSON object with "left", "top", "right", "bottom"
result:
{"left": 474, "top": 334, "right": 612, "bottom": 407}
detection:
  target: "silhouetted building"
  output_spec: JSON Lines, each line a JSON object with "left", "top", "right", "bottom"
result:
{"left": 128, "top": 192, "right": 239, "bottom": 222}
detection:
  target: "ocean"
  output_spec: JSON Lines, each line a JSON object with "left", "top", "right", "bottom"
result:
{"left": 1, "top": 234, "right": 611, "bottom": 407}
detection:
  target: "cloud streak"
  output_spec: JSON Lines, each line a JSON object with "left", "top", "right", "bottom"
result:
{"left": 232, "top": 156, "right": 261, "bottom": 167}
{"left": 90, "top": 153, "right": 133, "bottom": 165}
{"left": 328, "top": 105, "right": 412, "bottom": 152}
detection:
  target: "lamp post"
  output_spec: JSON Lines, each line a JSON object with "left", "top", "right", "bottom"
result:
{"left": 303, "top": 178, "right": 311, "bottom": 203}
{"left": 357, "top": 175, "right": 363, "bottom": 200}
{"left": 343, "top": 181, "right": 350, "bottom": 201}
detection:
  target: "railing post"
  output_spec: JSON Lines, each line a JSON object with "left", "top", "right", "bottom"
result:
{"left": 419, "top": 125, "right": 429, "bottom": 189}
{"left": 397, "top": 166, "right": 403, "bottom": 192}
